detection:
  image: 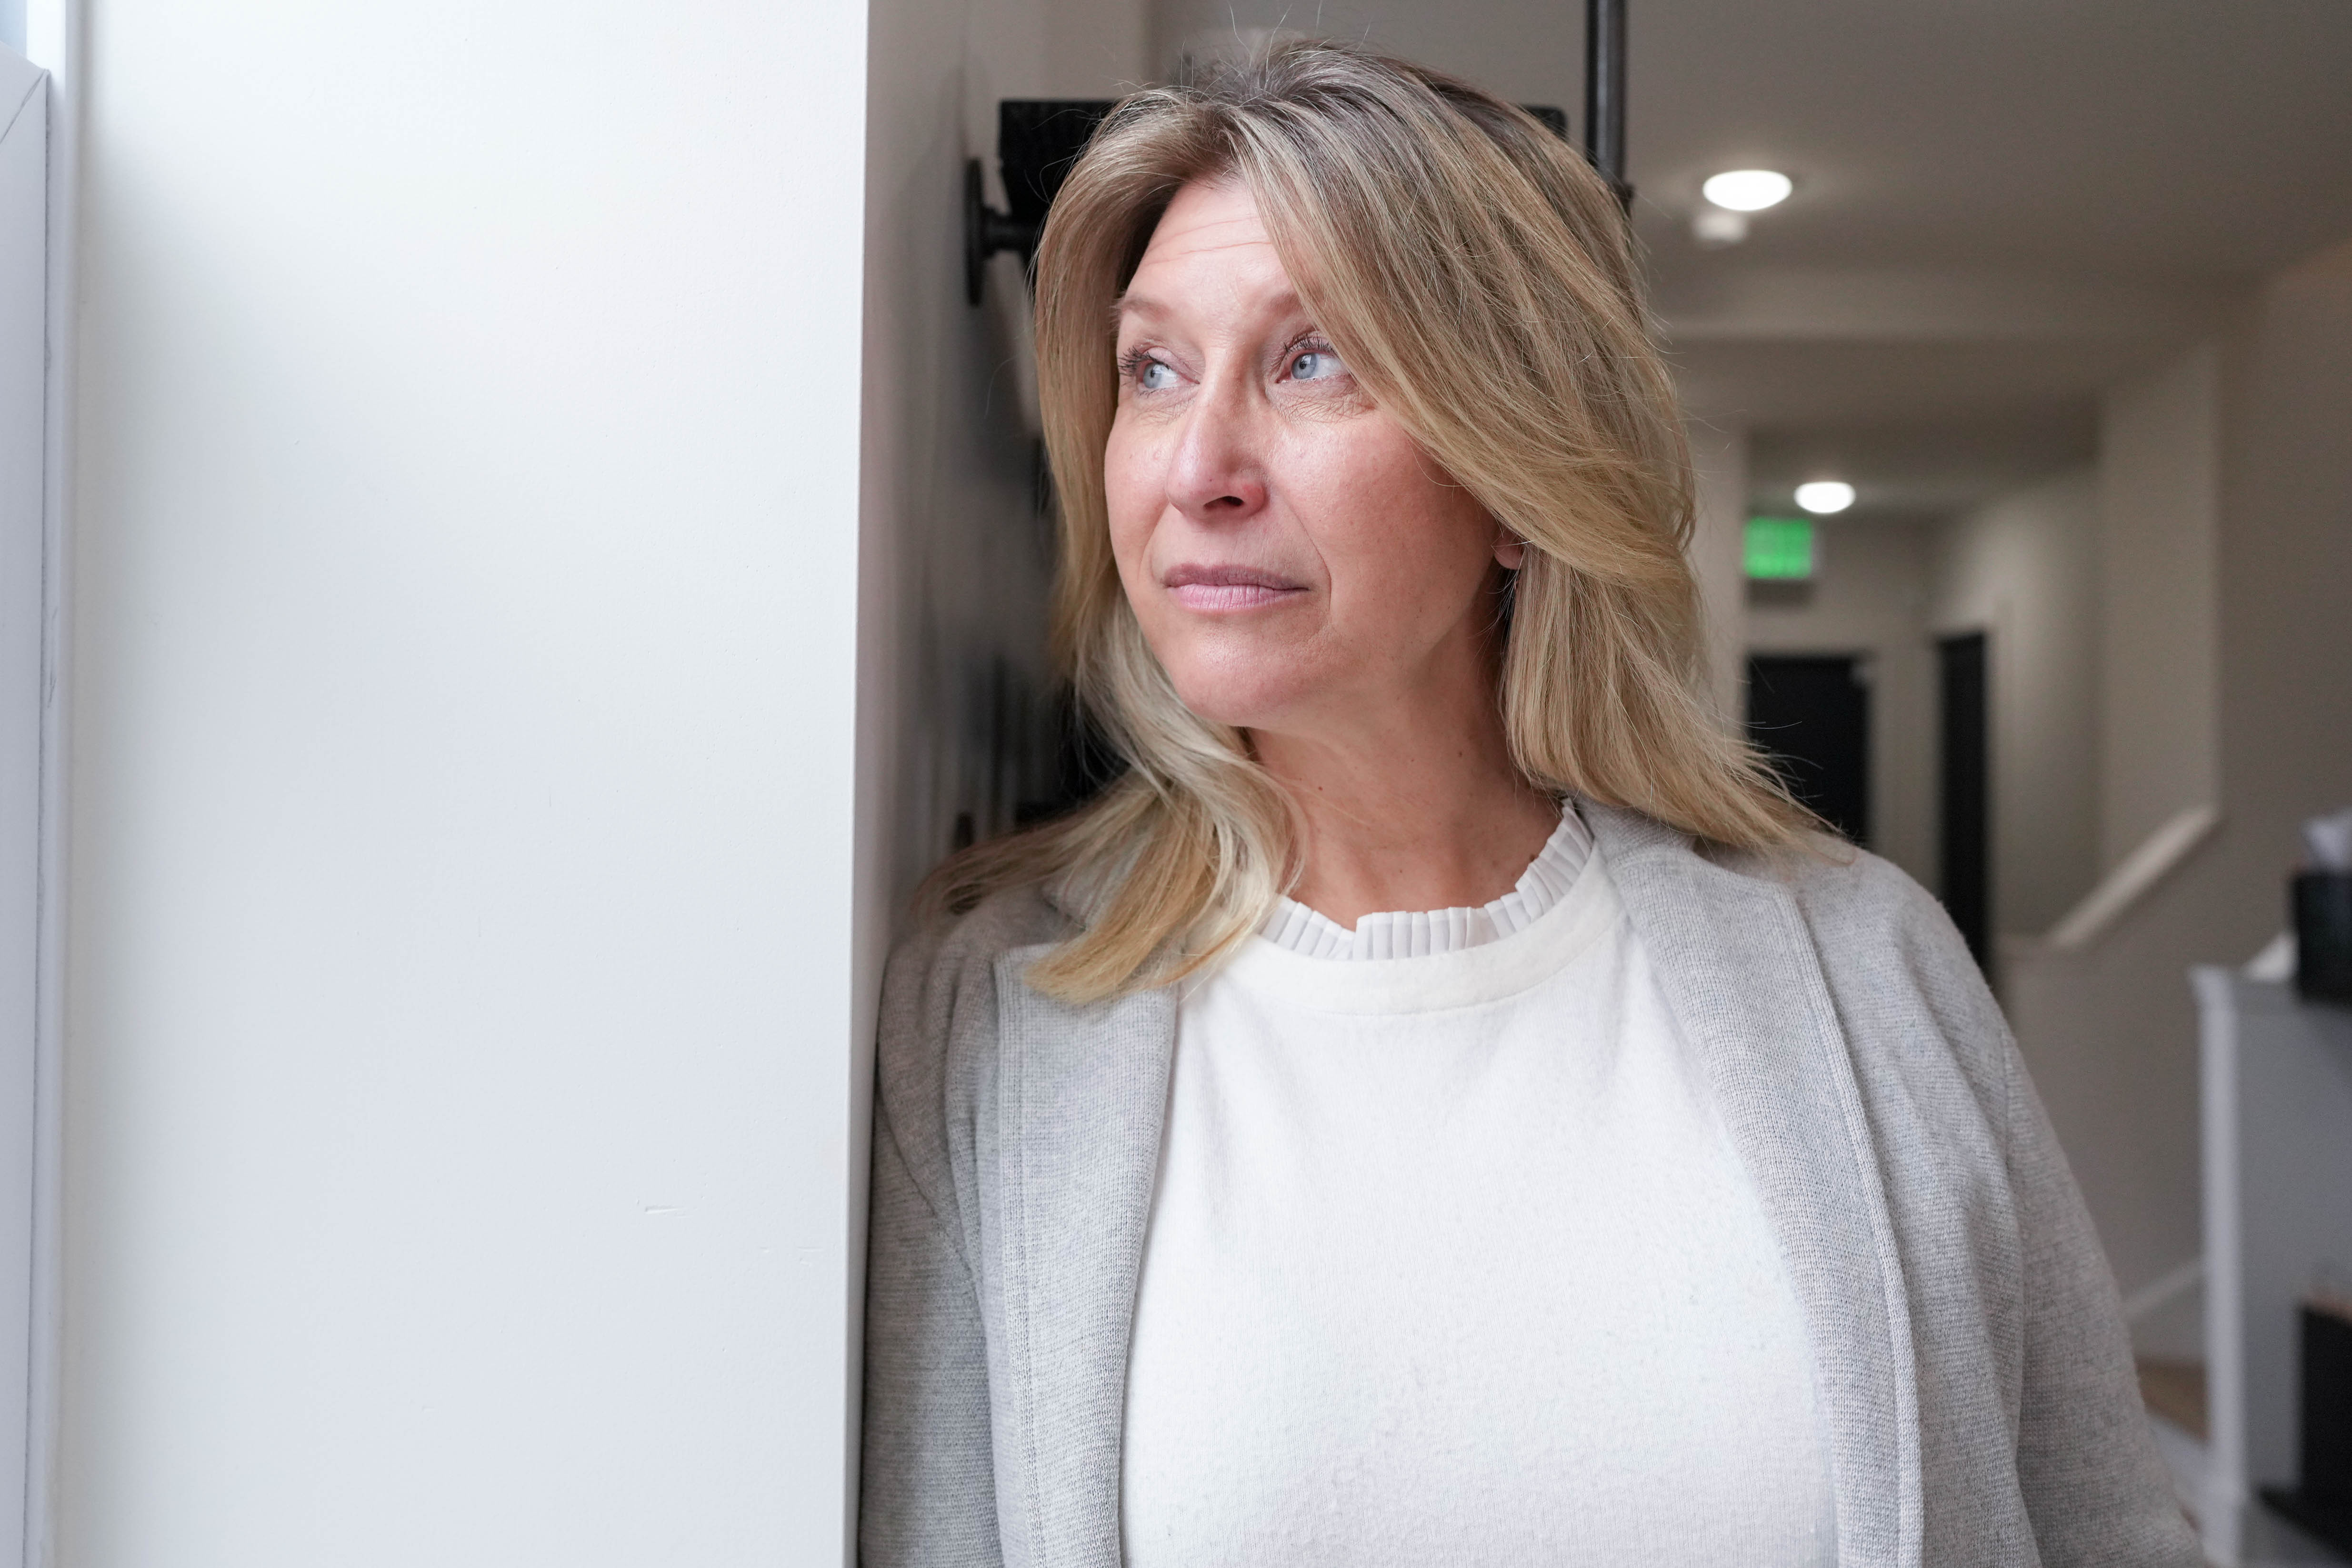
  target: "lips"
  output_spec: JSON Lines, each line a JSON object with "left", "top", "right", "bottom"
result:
{"left": 1161, "top": 563, "right": 1306, "bottom": 612}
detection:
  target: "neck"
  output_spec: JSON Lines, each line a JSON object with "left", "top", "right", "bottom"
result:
{"left": 1251, "top": 690, "right": 1561, "bottom": 931}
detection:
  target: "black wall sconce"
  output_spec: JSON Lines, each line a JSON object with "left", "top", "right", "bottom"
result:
{"left": 965, "top": 100, "right": 1116, "bottom": 306}
{"left": 965, "top": 0, "right": 1631, "bottom": 306}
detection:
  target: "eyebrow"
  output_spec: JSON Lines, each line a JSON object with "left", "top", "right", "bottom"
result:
{"left": 1110, "top": 287, "right": 1310, "bottom": 335}
{"left": 1111, "top": 291, "right": 1169, "bottom": 330}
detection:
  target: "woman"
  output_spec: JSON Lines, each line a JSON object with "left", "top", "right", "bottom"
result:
{"left": 864, "top": 40, "right": 2194, "bottom": 1568}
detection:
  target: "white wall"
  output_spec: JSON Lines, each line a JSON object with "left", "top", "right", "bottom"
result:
{"left": 0, "top": 49, "right": 45, "bottom": 1568}
{"left": 1744, "top": 518, "right": 1938, "bottom": 889}
{"left": 1932, "top": 469, "right": 2102, "bottom": 939}
{"left": 64, "top": 3, "right": 871, "bottom": 1563}
{"left": 2098, "top": 345, "right": 2220, "bottom": 868}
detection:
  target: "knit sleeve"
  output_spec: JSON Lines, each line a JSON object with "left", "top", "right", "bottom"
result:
{"left": 2001, "top": 1027, "right": 2202, "bottom": 1566}
{"left": 859, "top": 919, "right": 1009, "bottom": 1568}
{"left": 860, "top": 1080, "right": 1002, "bottom": 1568}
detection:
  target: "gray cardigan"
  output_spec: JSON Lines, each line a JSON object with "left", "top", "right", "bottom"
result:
{"left": 862, "top": 804, "right": 2199, "bottom": 1567}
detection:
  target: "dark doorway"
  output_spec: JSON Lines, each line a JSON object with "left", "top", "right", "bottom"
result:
{"left": 1937, "top": 632, "right": 1992, "bottom": 966}
{"left": 1746, "top": 654, "right": 1872, "bottom": 848}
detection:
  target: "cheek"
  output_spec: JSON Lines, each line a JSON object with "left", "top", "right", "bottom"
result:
{"left": 1102, "top": 417, "right": 1159, "bottom": 586}
{"left": 1298, "top": 426, "right": 1496, "bottom": 638}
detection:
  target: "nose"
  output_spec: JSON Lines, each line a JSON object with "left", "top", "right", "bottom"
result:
{"left": 1163, "top": 382, "right": 1269, "bottom": 524}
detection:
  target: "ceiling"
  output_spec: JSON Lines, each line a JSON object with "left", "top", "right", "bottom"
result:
{"left": 1147, "top": 0, "right": 2352, "bottom": 515}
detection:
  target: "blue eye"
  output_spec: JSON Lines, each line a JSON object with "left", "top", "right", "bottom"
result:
{"left": 1290, "top": 348, "right": 1342, "bottom": 381}
{"left": 1139, "top": 360, "right": 1176, "bottom": 391}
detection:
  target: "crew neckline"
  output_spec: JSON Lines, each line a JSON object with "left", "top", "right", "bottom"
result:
{"left": 1214, "top": 846, "right": 1619, "bottom": 1015}
{"left": 1256, "top": 806, "right": 1593, "bottom": 960}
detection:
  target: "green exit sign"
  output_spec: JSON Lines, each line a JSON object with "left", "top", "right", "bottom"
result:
{"left": 1745, "top": 516, "right": 1815, "bottom": 580}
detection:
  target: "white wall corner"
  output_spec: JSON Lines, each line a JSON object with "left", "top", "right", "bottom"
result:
{"left": 0, "top": 39, "right": 60, "bottom": 1568}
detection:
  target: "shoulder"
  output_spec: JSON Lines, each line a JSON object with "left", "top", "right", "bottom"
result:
{"left": 1588, "top": 800, "right": 2011, "bottom": 1122}
{"left": 884, "top": 879, "right": 1071, "bottom": 1009}
{"left": 1709, "top": 833, "right": 2017, "bottom": 1139}
{"left": 1718, "top": 834, "right": 1973, "bottom": 981}
{"left": 1590, "top": 799, "right": 1956, "bottom": 961}
{"left": 874, "top": 884, "right": 1075, "bottom": 1202}
{"left": 879, "top": 882, "right": 1074, "bottom": 1089}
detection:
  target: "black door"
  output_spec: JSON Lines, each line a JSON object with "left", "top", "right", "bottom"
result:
{"left": 1746, "top": 654, "right": 1871, "bottom": 848}
{"left": 1937, "top": 631, "right": 1991, "bottom": 966}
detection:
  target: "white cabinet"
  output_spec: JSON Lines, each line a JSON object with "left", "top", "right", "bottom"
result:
{"left": 2196, "top": 969, "right": 2352, "bottom": 1564}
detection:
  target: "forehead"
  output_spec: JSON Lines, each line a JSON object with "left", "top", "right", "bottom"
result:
{"left": 1119, "top": 178, "right": 1296, "bottom": 319}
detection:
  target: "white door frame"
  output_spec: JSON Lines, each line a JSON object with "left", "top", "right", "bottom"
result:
{"left": 4, "top": 0, "right": 73, "bottom": 1559}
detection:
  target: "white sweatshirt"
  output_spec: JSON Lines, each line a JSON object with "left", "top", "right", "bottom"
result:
{"left": 1121, "top": 812, "right": 1838, "bottom": 1567}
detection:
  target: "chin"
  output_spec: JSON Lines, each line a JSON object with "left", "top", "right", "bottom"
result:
{"left": 1163, "top": 663, "right": 1314, "bottom": 733}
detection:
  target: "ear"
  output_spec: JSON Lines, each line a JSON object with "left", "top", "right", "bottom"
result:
{"left": 1493, "top": 535, "right": 1526, "bottom": 570}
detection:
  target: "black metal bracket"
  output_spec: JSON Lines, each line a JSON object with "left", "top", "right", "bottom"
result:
{"left": 964, "top": 0, "right": 1634, "bottom": 309}
{"left": 965, "top": 159, "right": 1034, "bottom": 306}
{"left": 965, "top": 100, "right": 1121, "bottom": 306}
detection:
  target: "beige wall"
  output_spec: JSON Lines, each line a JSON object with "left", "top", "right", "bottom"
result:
{"left": 1932, "top": 469, "right": 2103, "bottom": 939}
{"left": 2002, "top": 878, "right": 2218, "bottom": 1356}
{"left": 2215, "top": 239, "right": 2352, "bottom": 880}
{"left": 1148, "top": 0, "right": 1580, "bottom": 99}
{"left": 2098, "top": 346, "right": 2221, "bottom": 868}
{"left": 1744, "top": 519, "right": 1939, "bottom": 890}
{"left": 858, "top": 0, "right": 1149, "bottom": 937}
{"left": 853, "top": 0, "right": 1147, "bottom": 1542}
{"left": 1045, "top": 0, "right": 1150, "bottom": 95}
{"left": 1686, "top": 421, "right": 1749, "bottom": 727}
{"left": 2006, "top": 240, "right": 2352, "bottom": 1348}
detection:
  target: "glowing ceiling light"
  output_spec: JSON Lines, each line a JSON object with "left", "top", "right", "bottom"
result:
{"left": 1795, "top": 480, "right": 1856, "bottom": 515}
{"left": 1702, "top": 169, "right": 1793, "bottom": 212}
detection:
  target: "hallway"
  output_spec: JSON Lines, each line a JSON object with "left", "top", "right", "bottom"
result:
{"left": 898, "top": 3, "right": 2352, "bottom": 1559}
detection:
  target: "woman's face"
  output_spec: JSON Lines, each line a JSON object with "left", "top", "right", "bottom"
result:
{"left": 1105, "top": 178, "right": 1518, "bottom": 741}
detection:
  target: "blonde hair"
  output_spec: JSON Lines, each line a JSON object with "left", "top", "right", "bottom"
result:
{"left": 928, "top": 38, "right": 1807, "bottom": 1001}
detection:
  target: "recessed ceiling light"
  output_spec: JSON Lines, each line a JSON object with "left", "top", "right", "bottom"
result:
{"left": 1702, "top": 169, "right": 1793, "bottom": 212}
{"left": 1795, "top": 480, "right": 1855, "bottom": 514}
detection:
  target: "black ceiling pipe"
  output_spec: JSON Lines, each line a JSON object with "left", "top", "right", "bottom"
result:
{"left": 1586, "top": 0, "right": 1635, "bottom": 210}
